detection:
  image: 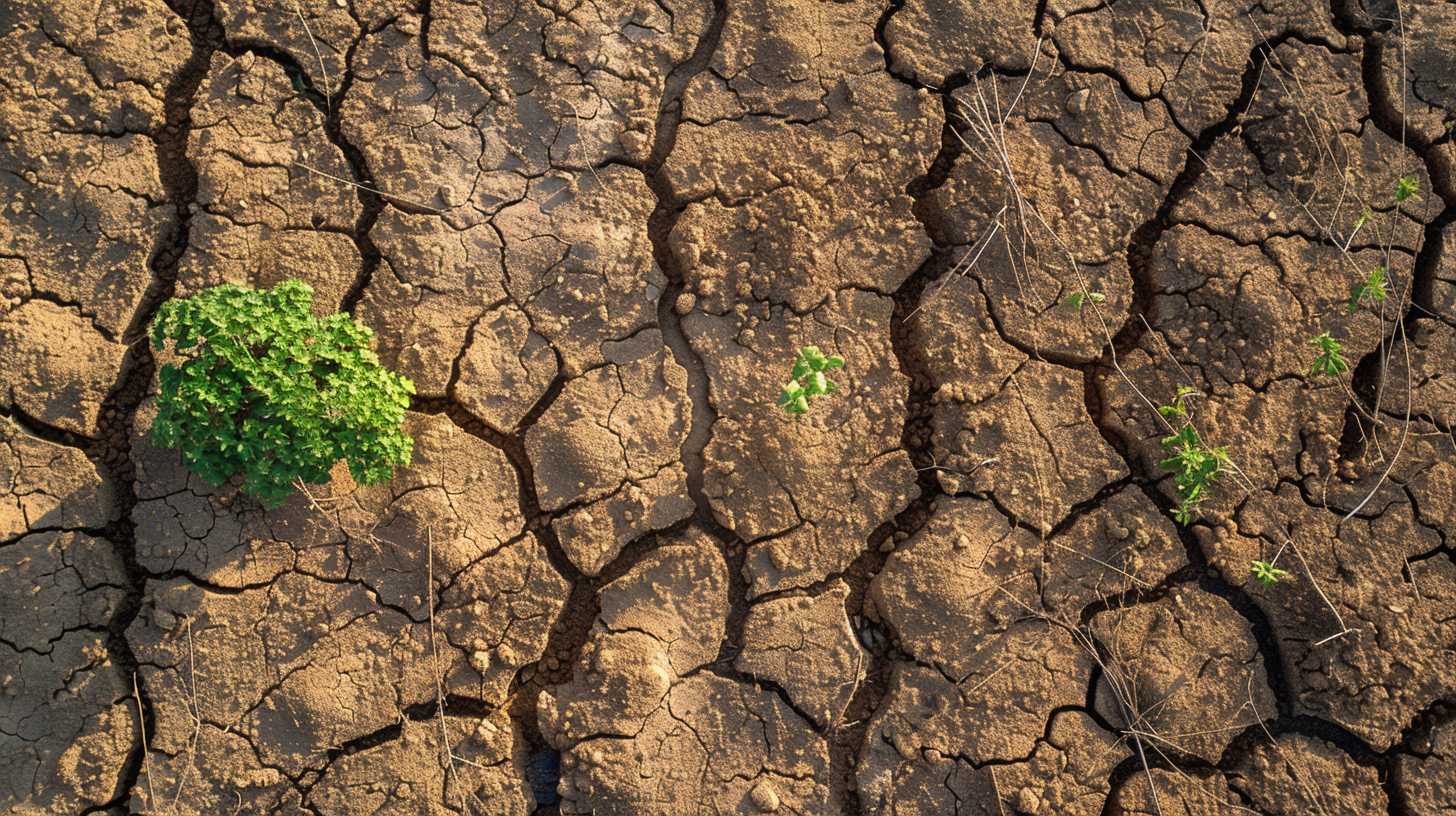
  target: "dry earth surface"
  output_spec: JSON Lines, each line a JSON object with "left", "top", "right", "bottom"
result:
{"left": 2, "top": 0, "right": 1455, "bottom": 814}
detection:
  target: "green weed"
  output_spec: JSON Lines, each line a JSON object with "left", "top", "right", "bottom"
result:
{"left": 1347, "top": 266, "right": 1388, "bottom": 314}
{"left": 1308, "top": 332, "right": 1349, "bottom": 378}
{"left": 150, "top": 280, "right": 415, "bottom": 505}
{"left": 1157, "top": 387, "right": 1230, "bottom": 525}
{"left": 779, "top": 346, "right": 844, "bottom": 415}
{"left": 1065, "top": 289, "right": 1105, "bottom": 310}
{"left": 1352, "top": 206, "right": 1374, "bottom": 232}
{"left": 1249, "top": 560, "right": 1290, "bottom": 587}
{"left": 1394, "top": 174, "right": 1420, "bottom": 203}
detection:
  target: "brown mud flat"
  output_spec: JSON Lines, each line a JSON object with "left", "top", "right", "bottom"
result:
{"left": 3, "top": 0, "right": 1455, "bottom": 814}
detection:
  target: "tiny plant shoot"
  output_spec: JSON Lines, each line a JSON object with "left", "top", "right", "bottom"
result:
{"left": 1352, "top": 206, "right": 1373, "bottom": 232}
{"left": 779, "top": 345, "right": 844, "bottom": 416}
{"left": 150, "top": 280, "right": 415, "bottom": 506}
{"left": 1157, "top": 387, "right": 1230, "bottom": 525}
{"left": 1250, "top": 560, "right": 1290, "bottom": 587}
{"left": 1394, "top": 174, "right": 1420, "bottom": 203}
{"left": 1066, "top": 289, "right": 1105, "bottom": 310}
{"left": 1308, "top": 332, "right": 1349, "bottom": 378}
{"left": 1347, "top": 266, "right": 1388, "bottom": 314}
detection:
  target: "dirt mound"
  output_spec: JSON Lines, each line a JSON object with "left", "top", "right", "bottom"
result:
{"left": 2, "top": 0, "right": 1454, "bottom": 813}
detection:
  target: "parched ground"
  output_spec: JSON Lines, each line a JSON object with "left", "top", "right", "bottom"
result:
{"left": 2, "top": 0, "right": 1455, "bottom": 813}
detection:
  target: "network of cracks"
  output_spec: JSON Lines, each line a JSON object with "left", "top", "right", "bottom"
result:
{"left": 2, "top": 0, "right": 1455, "bottom": 813}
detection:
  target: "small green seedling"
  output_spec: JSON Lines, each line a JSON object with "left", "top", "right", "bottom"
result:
{"left": 779, "top": 345, "right": 844, "bottom": 415}
{"left": 1394, "top": 174, "right": 1420, "bottom": 203}
{"left": 1347, "top": 266, "right": 1388, "bottom": 314}
{"left": 1157, "top": 388, "right": 1229, "bottom": 525}
{"left": 1352, "top": 206, "right": 1374, "bottom": 232}
{"left": 1250, "top": 560, "right": 1290, "bottom": 587}
{"left": 1308, "top": 332, "right": 1349, "bottom": 378}
{"left": 1156, "top": 385, "right": 1198, "bottom": 421}
{"left": 1066, "top": 290, "right": 1105, "bottom": 310}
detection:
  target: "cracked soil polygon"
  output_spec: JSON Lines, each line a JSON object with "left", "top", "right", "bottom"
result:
{"left": 179, "top": 50, "right": 363, "bottom": 311}
{"left": 540, "top": 527, "right": 832, "bottom": 814}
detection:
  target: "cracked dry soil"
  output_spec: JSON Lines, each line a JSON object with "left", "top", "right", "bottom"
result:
{"left": 2, "top": 0, "right": 1455, "bottom": 814}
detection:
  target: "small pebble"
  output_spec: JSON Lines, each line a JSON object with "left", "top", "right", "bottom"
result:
{"left": 750, "top": 780, "right": 780, "bottom": 812}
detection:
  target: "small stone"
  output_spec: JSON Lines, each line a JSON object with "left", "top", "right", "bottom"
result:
{"left": 620, "top": 130, "right": 649, "bottom": 155}
{"left": 1066, "top": 88, "right": 1090, "bottom": 115}
{"left": 153, "top": 608, "right": 177, "bottom": 630}
{"left": 750, "top": 780, "right": 780, "bottom": 812}
{"left": 1016, "top": 788, "right": 1040, "bottom": 813}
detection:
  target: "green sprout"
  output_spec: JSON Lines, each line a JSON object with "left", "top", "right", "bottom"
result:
{"left": 1157, "top": 388, "right": 1229, "bottom": 525}
{"left": 1308, "top": 332, "right": 1349, "bottom": 378}
{"left": 1352, "top": 206, "right": 1373, "bottom": 232}
{"left": 1250, "top": 560, "right": 1290, "bottom": 587}
{"left": 1066, "top": 290, "right": 1105, "bottom": 310}
{"left": 1394, "top": 174, "right": 1420, "bottom": 203}
{"left": 1347, "top": 266, "right": 1388, "bottom": 314}
{"left": 779, "top": 346, "right": 844, "bottom": 416}
{"left": 1156, "top": 385, "right": 1199, "bottom": 421}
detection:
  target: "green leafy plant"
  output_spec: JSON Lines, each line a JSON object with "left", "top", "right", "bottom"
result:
{"left": 150, "top": 280, "right": 415, "bottom": 506}
{"left": 1308, "top": 332, "right": 1349, "bottom": 378}
{"left": 1346, "top": 265, "right": 1388, "bottom": 314}
{"left": 1250, "top": 559, "right": 1290, "bottom": 587}
{"left": 1394, "top": 174, "right": 1420, "bottom": 203}
{"left": 1157, "top": 387, "right": 1230, "bottom": 525}
{"left": 1066, "top": 289, "right": 1105, "bottom": 310}
{"left": 779, "top": 345, "right": 844, "bottom": 415}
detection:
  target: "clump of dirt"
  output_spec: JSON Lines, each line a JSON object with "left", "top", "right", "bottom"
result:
{"left": 3, "top": 0, "right": 1455, "bottom": 814}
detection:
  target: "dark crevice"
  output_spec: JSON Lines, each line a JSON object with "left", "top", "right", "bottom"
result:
{"left": 405, "top": 393, "right": 592, "bottom": 815}
{"left": 907, "top": 81, "right": 972, "bottom": 247}
{"left": 1072, "top": 559, "right": 1202, "bottom": 629}
{"left": 0, "top": 403, "right": 90, "bottom": 448}
{"left": 829, "top": 388, "right": 941, "bottom": 814}
{"left": 823, "top": 26, "right": 995, "bottom": 815}
{"left": 87, "top": 0, "right": 221, "bottom": 812}
{"left": 1081, "top": 30, "right": 1305, "bottom": 671}
{"left": 631, "top": 0, "right": 772, "bottom": 747}
{"left": 816, "top": 9, "right": 1043, "bottom": 815}
{"left": 871, "top": 0, "right": 915, "bottom": 90}
{"left": 1333, "top": 23, "right": 1456, "bottom": 468}
{"left": 482, "top": 2, "right": 732, "bottom": 813}
{"left": 324, "top": 116, "right": 386, "bottom": 316}
{"left": 643, "top": 0, "right": 731, "bottom": 549}
{"left": 1087, "top": 375, "right": 1295, "bottom": 717}
{"left": 1111, "top": 40, "right": 1273, "bottom": 358}
{"left": 235, "top": 42, "right": 386, "bottom": 317}
{"left": 1033, "top": 0, "right": 1052, "bottom": 39}
{"left": 1074, "top": 37, "right": 1322, "bottom": 802}
{"left": 152, "top": 0, "right": 385, "bottom": 320}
